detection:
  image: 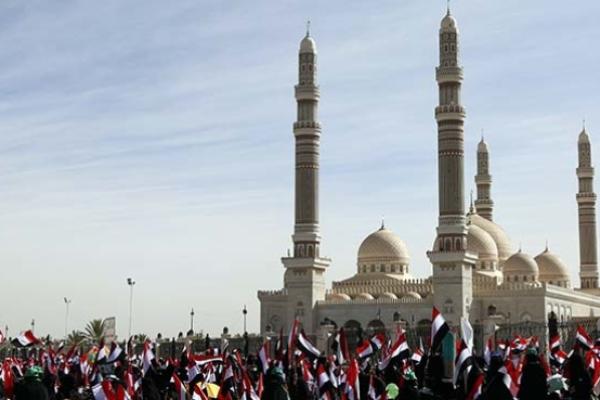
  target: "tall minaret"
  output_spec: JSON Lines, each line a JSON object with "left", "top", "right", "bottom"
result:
{"left": 577, "top": 125, "right": 599, "bottom": 289}
{"left": 428, "top": 8, "right": 476, "bottom": 326}
{"left": 475, "top": 137, "right": 494, "bottom": 221}
{"left": 282, "top": 28, "right": 330, "bottom": 334}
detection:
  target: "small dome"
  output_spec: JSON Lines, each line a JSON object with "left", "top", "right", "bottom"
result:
{"left": 328, "top": 293, "right": 351, "bottom": 301}
{"left": 379, "top": 292, "right": 398, "bottom": 300}
{"left": 358, "top": 224, "right": 410, "bottom": 265}
{"left": 402, "top": 292, "right": 422, "bottom": 299}
{"left": 467, "top": 223, "right": 498, "bottom": 261}
{"left": 579, "top": 128, "right": 590, "bottom": 144}
{"left": 356, "top": 293, "right": 374, "bottom": 300}
{"left": 478, "top": 138, "right": 488, "bottom": 153}
{"left": 535, "top": 248, "right": 570, "bottom": 285}
{"left": 300, "top": 35, "right": 317, "bottom": 54}
{"left": 470, "top": 214, "right": 512, "bottom": 260}
{"left": 440, "top": 11, "right": 458, "bottom": 33}
{"left": 504, "top": 251, "right": 539, "bottom": 280}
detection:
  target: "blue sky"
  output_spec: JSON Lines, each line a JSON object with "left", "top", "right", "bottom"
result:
{"left": 0, "top": 0, "right": 598, "bottom": 339}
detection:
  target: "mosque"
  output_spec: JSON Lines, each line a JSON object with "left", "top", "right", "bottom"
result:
{"left": 257, "top": 9, "right": 600, "bottom": 341}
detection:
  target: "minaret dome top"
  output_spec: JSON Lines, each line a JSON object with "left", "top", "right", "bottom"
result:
{"left": 478, "top": 137, "right": 488, "bottom": 153}
{"left": 579, "top": 127, "right": 590, "bottom": 144}
{"left": 300, "top": 34, "right": 317, "bottom": 54}
{"left": 440, "top": 10, "right": 459, "bottom": 33}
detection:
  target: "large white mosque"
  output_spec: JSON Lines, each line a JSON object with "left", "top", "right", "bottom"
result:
{"left": 257, "top": 9, "right": 600, "bottom": 341}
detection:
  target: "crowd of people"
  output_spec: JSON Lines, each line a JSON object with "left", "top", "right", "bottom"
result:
{"left": 1, "top": 308, "right": 600, "bottom": 400}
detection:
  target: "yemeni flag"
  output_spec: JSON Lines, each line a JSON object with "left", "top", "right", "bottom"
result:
{"left": 287, "top": 318, "right": 300, "bottom": 363}
{"left": 317, "top": 363, "right": 333, "bottom": 400}
{"left": 356, "top": 339, "right": 374, "bottom": 359}
{"left": 332, "top": 328, "right": 349, "bottom": 365}
{"left": 576, "top": 325, "right": 593, "bottom": 350}
{"left": 454, "top": 340, "right": 473, "bottom": 385}
{"left": 411, "top": 338, "right": 425, "bottom": 365}
{"left": 12, "top": 330, "right": 39, "bottom": 347}
{"left": 297, "top": 330, "right": 321, "bottom": 360}
{"left": 1, "top": 359, "right": 14, "bottom": 399}
{"left": 370, "top": 333, "right": 386, "bottom": 351}
{"left": 344, "top": 359, "right": 361, "bottom": 400}
{"left": 257, "top": 339, "right": 271, "bottom": 375}
{"left": 380, "top": 331, "right": 410, "bottom": 370}
{"left": 172, "top": 373, "right": 187, "bottom": 400}
{"left": 92, "top": 380, "right": 115, "bottom": 400}
{"left": 142, "top": 340, "right": 155, "bottom": 376}
{"left": 430, "top": 307, "right": 449, "bottom": 353}
{"left": 466, "top": 372, "right": 484, "bottom": 400}
{"left": 549, "top": 334, "right": 561, "bottom": 353}
{"left": 550, "top": 349, "right": 568, "bottom": 367}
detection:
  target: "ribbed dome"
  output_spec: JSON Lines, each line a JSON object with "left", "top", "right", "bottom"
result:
{"left": 535, "top": 248, "right": 570, "bottom": 286}
{"left": 504, "top": 251, "right": 539, "bottom": 281}
{"left": 300, "top": 35, "right": 317, "bottom": 54}
{"left": 402, "top": 292, "right": 422, "bottom": 299}
{"left": 467, "top": 223, "right": 498, "bottom": 261}
{"left": 440, "top": 11, "right": 458, "bottom": 32}
{"left": 470, "top": 214, "right": 513, "bottom": 260}
{"left": 357, "top": 224, "right": 410, "bottom": 265}
{"left": 379, "top": 292, "right": 398, "bottom": 300}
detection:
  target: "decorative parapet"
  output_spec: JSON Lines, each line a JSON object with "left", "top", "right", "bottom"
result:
{"left": 474, "top": 281, "right": 544, "bottom": 296}
{"left": 318, "top": 296, "right": 427, "bottom": 306}
{"left": 257, "top": 289, "right": 288, "bottom": 299}
{"left": 331, "top": 277, "right": 433, "bottom": 298}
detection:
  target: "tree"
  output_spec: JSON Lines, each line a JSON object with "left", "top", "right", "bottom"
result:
{"left": 135, "top": 333, "right": 148, "bottom": 344}
{"left": 66, "top": 330, "right": 86, "bottom": 347}
{"left": 84, "top": 319, "right": 105, "bottom": 344}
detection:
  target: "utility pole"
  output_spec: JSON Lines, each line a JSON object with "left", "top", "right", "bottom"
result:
{"left": 127, "top": 278, "right": 136, "bottom": 339}
{"left": 190, "top": 308, "right": 195, "bottom": 333}
{"left": 242, "top": 305, "right": 247, "bottom": 334}
{"left": 63, "top": 297, "right": 71, "bottom": 339}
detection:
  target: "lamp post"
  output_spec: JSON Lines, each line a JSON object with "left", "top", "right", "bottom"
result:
{"left": 242, "top": 305, "right": 247, "bottom": 334}
{"left": 127, "top": 278, "right": 136, "bottom": 339}
{"left": 63, "top": 297, "right": 71, "bottom": 339}
{"left": 190, "top": 308, "right": 195, "bottom": 333}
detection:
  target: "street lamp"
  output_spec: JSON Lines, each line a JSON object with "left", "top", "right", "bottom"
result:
{"left": 127, "top": 278, "right": 136, "bottom": 339}
{"left": 242, "top": 305, "right": 248, "bottom": 334}
{"left": 63, "top": 297, "right": 71, "bottom": 339}
{"left": 190, "top": 308, "right": 195, "bottom": 333}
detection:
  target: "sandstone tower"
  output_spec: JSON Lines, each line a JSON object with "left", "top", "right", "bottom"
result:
{"left": 577, "top": 126, "right": 599, "bottom": 290}
{"left": 475, "top": 137, "right": 494, "bottom": 221}
{"left": 428, "top": 9, "right": 476, "bottom": 325}
{"left": 281, "top": 29, "right": 330, "bottom": 334}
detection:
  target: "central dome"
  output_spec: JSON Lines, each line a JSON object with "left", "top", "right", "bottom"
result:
{"left": 358, "top": 224, "right": 410, "bottom": 264}
{"left": 357, "top": 223, "right": 410, "bottom": 275}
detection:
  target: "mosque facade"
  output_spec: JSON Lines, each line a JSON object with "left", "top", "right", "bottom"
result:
{"left": 257, "top": 10, "right": 600, "bottom": 342}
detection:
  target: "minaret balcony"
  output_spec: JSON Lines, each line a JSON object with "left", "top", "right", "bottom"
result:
{"left": 294, "top": 121, "right": 321, "bottom": 130}
{"left": 577, "top": 192, "right": 597, "bottom": 202}
{"left": 436, "top": 66, "right": 463, "bottom": 82}
{"left": 435, "top": 104, "right": 465, "bottom": 117}
{"left": 295, "top": 85, "right": 320, "bottom": 100}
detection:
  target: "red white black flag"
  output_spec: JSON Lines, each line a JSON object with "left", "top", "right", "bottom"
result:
{"left": 430, "top": 307, "right": 449, "bottom": 353}
{"left": 12, "top": 330, "right": 39, "bottom": 348}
